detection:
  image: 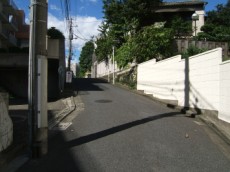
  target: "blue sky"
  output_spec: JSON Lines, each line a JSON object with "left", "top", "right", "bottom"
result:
{"left": 14, "top": 0, "right": 228, "bottom": 63}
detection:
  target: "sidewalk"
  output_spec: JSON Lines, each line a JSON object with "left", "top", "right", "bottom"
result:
{"left": 0, "top": 90, "right": 75, "bottom": 171}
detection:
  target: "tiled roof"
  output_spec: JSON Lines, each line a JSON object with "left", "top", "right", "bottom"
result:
{"left": 161, "top": 0, "right": 207, "bottom": 6}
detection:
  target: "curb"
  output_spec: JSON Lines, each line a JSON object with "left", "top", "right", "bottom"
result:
{"left": 0, "top": 96, "right": 76, "bottom": 171}
{"left": 198, "top": 115, "right": 230, "bottom": 145}
{"left": 48, "top": 96, "right": 76, "bottom": 130}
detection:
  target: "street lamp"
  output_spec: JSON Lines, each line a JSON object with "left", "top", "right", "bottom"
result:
{"left": 192, "top": 13, "right": 199, "bottom": 37}
{"left": 112, "top": 46, "right": 115, "bottom": 84}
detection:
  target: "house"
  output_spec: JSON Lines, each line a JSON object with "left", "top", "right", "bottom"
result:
{"left": 0, "top": 1, "right": 66, "bottom": 98}
{"left": 0, "top": 0, "right": 18, "bottom": 50}
{"left": 15, "top": 10, "right": 29, "bottom": 48}
{"left": 156, "top": 0, "right": 207, "bottom": 36}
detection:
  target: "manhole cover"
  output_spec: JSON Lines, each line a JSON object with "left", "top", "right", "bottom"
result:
{"left": 95, "top": 99, "right": 113, "bottom": 103}
{"left": 52, "top": 122, "right": 72, "bottom": 131}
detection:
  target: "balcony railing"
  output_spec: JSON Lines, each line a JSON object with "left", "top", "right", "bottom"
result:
{"left": 3, "top": 0, "right": 18, "bottom": 14}
{"left": 0, "top": 27, "right": 17, "bottom": 46}
{"left": 0, "top": 27, "right": 8, "bottom": 39}
{"left": 9, "top": 0, "right": 18, "bottom": 10}
{"left": 0, "top": 10, "right": 8, "bottom": 21}
{"left": 8, "top": 33, "right": 17, "bottom": 46}
{"left": 9, "top": 16, "right": 18, "bottom": 30}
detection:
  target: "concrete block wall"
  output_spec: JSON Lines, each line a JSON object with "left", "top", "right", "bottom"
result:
{"left": 0, "top": 93, "right": 13, "bottom": 152}
{"left": 137, "top": 48, "right": 230, "bottom": 123}
{"left": 137, "top": 55, "right": 183, "bottom": 102}
{"left": 186, "top": 49, "right": 221, "bottom": 110}
{"left": 219, "top": 60, "right": 230, "bottom": 122}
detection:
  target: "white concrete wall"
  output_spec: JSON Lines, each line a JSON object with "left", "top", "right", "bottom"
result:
{"left": 0, "top": 93, "right": 13, "bottom": 152}
{"left": 94, "top": 59, "right": 120, "bottom": 78}
{"left": 219, "top": 60, "right": 230, "bottom": 123}
{"left": 137, "top": 48, "right": 230, "bottom": 123}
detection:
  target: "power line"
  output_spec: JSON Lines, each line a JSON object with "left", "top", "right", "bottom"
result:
{"left": 74, "top": 20, "right": 103, "bottom": 23}
{"left": 73, "top": 33, "right": 88, "bottom": 41}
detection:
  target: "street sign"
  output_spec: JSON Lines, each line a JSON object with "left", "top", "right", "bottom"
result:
{"left": 66, "top": 71, "right": 72, "bottom": 83}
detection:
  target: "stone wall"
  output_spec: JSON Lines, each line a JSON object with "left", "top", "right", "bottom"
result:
{"left": 0, "top": 92, "right": 13, "bottom": 152}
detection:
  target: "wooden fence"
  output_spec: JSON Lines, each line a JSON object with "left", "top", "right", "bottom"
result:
{"left": 176, "top": 39, "right": 229, "bottom": 57}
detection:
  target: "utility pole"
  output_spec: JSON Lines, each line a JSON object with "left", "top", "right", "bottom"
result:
{"left": 112, "top": 46, "right": 115, "bottom": 84}
{"left": 68, "top": 18, "right": 73, "bottom": 71}
{"left": 28, "top": 0, "right": 48, "bottom": 158}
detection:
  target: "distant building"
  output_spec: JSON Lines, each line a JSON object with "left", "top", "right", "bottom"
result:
{"left": 156, "top": 1, "right": 207, "bottom": 36}
{"left": 0, "top": 1, "right": 66, "bottom": 98}
{"left": 70, "top": 62, "right": 77, "bottom": 77}
{"left": 0, "top": 0, "right": 18, "bottom": 49}
{"left": 15, "top": 10, "right": 29, "bottom": 48}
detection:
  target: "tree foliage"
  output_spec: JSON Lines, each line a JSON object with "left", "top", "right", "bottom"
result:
{"left": 115, "top": 25, "right": 174, "bottom": 68}
{"left": 181, "top": 45, "right": 208, "bottom": 59}
{"left": 79, "top": 41, "right": 94, "bottom": 77}
{"left": 165, "top": 16, "right": 192, "bottom": 38}
{"left": 198, "top": 1, "right": 230, "bottom": 42}
{"left": 96, "top": 0, "right": 163, "bottom": 64}
{"left": 103, "top": 0, "right": 162, "bottom": 30}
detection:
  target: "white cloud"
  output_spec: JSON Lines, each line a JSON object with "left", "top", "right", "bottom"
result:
{"left": 25, "top": 17, "right": 29, "bottom": 25}
{"left": 50, "top": 4, "right": 61, "bottom": 11}
{"left": 47, "top": 13, "right": 102, "bottom": 52}
{"left": 73, "top": 16, "right": 102, "bottom": 50}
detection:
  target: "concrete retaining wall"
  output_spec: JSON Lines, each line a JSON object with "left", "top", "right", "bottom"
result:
{"left": 0, "top": 92, "right": 13, "bottom": 152}
{"left": 92, "top": 59, "right": 120, "bottom": 78}
{"left": 219, "top": 60, "right": 230, "bottom": 122}
{"left": 137, "top": 48, "right": 230, "bottom": 123}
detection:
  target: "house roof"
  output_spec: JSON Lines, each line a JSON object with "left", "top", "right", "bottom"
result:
{"left": 161, "top": 0, "right": 208, "bottom": 7}
{"left": 155, "top": 0, "right": 207, "bottom": 13}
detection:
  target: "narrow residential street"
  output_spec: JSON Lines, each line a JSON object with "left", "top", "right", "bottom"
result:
{"left": 18, "top": 78, "right": 230, "bottom": 172}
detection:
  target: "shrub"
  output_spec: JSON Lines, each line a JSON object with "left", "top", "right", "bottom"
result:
{"left": 182, "top": 45, "right": 208, "bottom": 59}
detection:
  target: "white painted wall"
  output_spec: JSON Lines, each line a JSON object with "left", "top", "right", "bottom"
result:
{"left": 93, "top": 58, "right": 120, "bottom": 78}
{"left": 219, "top": 60, "right": 230, "bottom": 122}
{"left": 138, "top": 48, "right": 230, "bottom": 123}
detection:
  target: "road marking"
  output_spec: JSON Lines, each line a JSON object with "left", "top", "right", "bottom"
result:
{"left": 52, "top": 122, "right": 72, "bottom": 131}
{"left": 193, "top": 121, "right": 204, "bottom": 126}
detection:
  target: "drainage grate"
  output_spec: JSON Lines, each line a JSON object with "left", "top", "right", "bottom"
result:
{"left": 52, "top": 122, "right": 72, "bottom": 131}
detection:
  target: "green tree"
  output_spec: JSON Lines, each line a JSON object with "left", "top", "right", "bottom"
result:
{"left": 79, "top": 41, "right": 94, "bottom": 77}
{"left": 103, "top": 0, "right": 162, "bottom": 30}
{"left": 165, "top": 16, "right": 192, "bottom": 38}
{"left": 95, "top": 36, "right": 112, "bottom": 62}
{"left": 197, "top": 2, "right": 230, "bottom": 42}
{"left": 96, "top": 0, "right": 163, "bottom": 63}
{"left": 115, "top": 38, "right": 133, "bottom": 68}
{"left": 132, "top": 25, "right": 174, "bottom": 63}
{"left": 115, "top": 25, "right": 175, "bottom": 68}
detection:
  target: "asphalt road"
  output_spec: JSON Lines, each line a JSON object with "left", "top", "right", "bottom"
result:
{"left": 17, "top": 78, "right": 230, "bottom": 172}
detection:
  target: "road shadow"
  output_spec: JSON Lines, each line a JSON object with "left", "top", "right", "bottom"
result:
{"left": 16, "top": 130, "right": 102, "bottom": 172}
{"left": 73, "top": 78, "right": 108, "bottom": 93}
{"left": 67, "top": 111, "right": 180, "bottom": 147}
